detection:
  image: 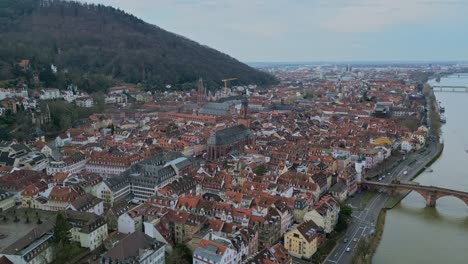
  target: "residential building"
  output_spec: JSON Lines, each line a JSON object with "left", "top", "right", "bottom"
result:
{"left": 42, "top": 186, "right": 84, "bottom": 211}
{"left": 193, "top": 237, "right": 237, "bottom": 264}
{"left": 86, "top": 152, "right": 144, "bottom": 177}
{"left": 65, "top": 210, "right": 108, "bottom": 251}
{"left": 100, "top": 231, "right": 165, "bottom": 264}
{"left": 284, "top": 221, "right": 323, "bottom": 260}
{"left": 0, "top": 191, "right": 15, "bottom": 212}
{"left": 75, "top": 97, "right": 94, "bottom": 108}
{"left": 39, "top": 89, "right": 61, "bottom": 100}
{"left": 329, "top": 181, "right": 348, "bottom": 202}
{"left": 303, "top": 196, "right": 340, "bottom": 233}
{"left": 68, "top": 193, "right": 104, "bottom": 216}
{"left": 96, "top": 176, "right": 131, "bottom": 208}
{"left": 46, "top": 152, "right": 87, "bottom": 175}
{"left": 0, "top": 221, "right": 55, "bottom": 264}
{"left": 243, "top": 243, "right": 291, "bottom": 264}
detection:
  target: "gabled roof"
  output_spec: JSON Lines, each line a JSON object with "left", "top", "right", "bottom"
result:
{"left": 70, "top": 193, "right": 103, "bottom": 212}
{"left": 294, "top": 220, "right": 321, "bottom": 243}
{"left": 102, "top": 231, "right": 163, "bottom": 261}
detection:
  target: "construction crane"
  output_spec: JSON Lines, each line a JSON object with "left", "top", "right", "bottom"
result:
{"left": 222, "top": 78, "right": 237, "bottom": 96}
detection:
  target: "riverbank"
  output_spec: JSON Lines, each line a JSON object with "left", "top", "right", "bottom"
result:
{"left": 411, "top": 143, "right": 444, "bottom": 180}
{"left": 350, "top": 209, "right": 387, "bottom": 264}
{"left": 383, "top": 143, "right": 444, "bottom": 209}
{"left": 369, "top": 209, "right": 386, "bottom": 260}
{"left": 373, "top": 74, "right": 468, "bottom": 264}
{"left": 367, "top": 148, "right": 443, "bottom": 259}
{"left": 367, "top": 82, "right": 446, "bottom": 261}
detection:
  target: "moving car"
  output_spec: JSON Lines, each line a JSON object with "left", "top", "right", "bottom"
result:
{"left": 346, "top": 247, "right": 351, "bottom": 252}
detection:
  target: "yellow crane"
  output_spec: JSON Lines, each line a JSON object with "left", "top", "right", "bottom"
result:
{"left": 222, "top": 78, "right": 237, "bottom": 96}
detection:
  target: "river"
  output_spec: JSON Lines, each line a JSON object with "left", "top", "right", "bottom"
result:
{"left": 372, "top": 74, "right": 468, "bottom": 264}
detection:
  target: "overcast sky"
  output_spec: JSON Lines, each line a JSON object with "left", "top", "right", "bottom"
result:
{"left": 77, "top": 0, "right": 468, "bottom": 62}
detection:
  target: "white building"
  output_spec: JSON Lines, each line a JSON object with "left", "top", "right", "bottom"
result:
{"left": 193, "top": 236, "right": 238, "bottom": 264}
{"left": 40, "top": 88, "right": 61, "bottom": 100}
{"left": 118, "top": 211, "right": 142, "bottom": 234}
{"left": 65, "top": 210, "right": 108, "bottom": 251}
{"left": 401, "top": 138, "right": 414, "bottom": 152}
{"left": 0, "top": 88, "right": 28, "bottom": 100}
{"left": 75, "top": 97, "right": 94, "bottom": 108}
{"left": 144, "top": 219, "right": 174, "bottom": 252}
{"left": 46, "top": 152, "right": 87, "bottom": 175}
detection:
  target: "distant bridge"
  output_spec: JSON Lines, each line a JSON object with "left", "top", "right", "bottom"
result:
{"left": 431, "top": 85, "right": 468, "bottom": 93}
{"left": 361, "top": 181, "right": 468, "bottom": 207}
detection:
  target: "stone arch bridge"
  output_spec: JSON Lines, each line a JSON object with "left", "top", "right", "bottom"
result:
{"left": 360, "top": 181, "right": 468, "bottom": 207}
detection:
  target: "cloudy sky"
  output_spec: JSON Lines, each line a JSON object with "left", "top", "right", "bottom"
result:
{"left": 77, "top": 0, "right": 468, "bottom": 62}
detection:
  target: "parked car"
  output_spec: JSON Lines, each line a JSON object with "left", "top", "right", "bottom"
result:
{"left": 343, "top": 238, "right": 349, "bottom": 243}
{"left": 353, "top": 238, "right": 358, "bottom": 242}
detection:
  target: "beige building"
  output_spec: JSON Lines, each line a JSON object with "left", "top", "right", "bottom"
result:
{"left": 303, "top": 195, "right": 340, "bottom": 234}
{"left": 284, "top": 221, "right": 322, "bottom": 260}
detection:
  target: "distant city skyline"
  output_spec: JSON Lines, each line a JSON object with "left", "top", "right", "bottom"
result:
{"left": 77, "top": 0, "right": 468, "bottom": 62}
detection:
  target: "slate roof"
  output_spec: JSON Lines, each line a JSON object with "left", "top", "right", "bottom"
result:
{"left": 101, "top": 231, "right": 163, "bottom": 262}
{"left": 329, "top": 181, "right": 347, "bottom": 193}
{"left": 0, "top": 152, "right": 15, "bottom": 166}
{"left": 104, "top": 175, "right": 130, "bottom": 192}
{"left": 1, "top": 220, "right": 55, "bottom": 255}
{"left": 64, "top": 210, "right": 106, "bottom": 234}
{"left": 70, "top": 193, "right": 103, "bottom": 212}
{"left": 296, "top": 221, "right": 321, "bottom": 243}
{"left": 10, "top": 143, "right": 31, "bottom": 154}
{"left": 208, "top": 125, "right": 251, "bottom": 145}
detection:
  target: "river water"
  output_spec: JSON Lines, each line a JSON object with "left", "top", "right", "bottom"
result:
{"left": 373, "top": 74, "right": 468, "bottom": 264}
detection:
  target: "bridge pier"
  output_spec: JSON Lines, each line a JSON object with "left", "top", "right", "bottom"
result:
{"left": 424, "top": 191, "right": 437, "bottom": 207}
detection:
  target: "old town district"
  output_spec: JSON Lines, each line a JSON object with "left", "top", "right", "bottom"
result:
{"left": 0, "top": 67, "right": 430, "bottom": 263}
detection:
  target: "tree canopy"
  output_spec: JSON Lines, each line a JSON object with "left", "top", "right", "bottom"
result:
{"left": 0, "top": 0, "right": 277, "bottom": 92}
{"left": 254, "top": 164, "right": 267, "bottom": 176}
{"left": 53, "top": 213, "right": 71, "bottom": 244}
{"left": 166, "top": 243, "right": 193, "bottom": 264}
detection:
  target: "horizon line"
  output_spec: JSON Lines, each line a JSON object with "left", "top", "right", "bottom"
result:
{"left": 245, "top": 60, "right": 468, "bottom": 64}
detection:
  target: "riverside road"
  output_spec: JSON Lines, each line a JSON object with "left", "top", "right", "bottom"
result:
{"left": 325, "top": 137, "right": 440, "bottom": 264}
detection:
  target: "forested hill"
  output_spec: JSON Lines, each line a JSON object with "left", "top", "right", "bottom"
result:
{"left": 0, "top": 0, "right": 277, "bottom": 92}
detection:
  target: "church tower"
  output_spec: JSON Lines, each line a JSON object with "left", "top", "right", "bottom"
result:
{"left": 197, "top": 78, "right": 205, "bottom": 107}
{"left": 237, "top": 98, "right": 250, "bottom": 128}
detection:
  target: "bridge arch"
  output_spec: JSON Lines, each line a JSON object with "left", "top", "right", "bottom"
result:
{"left": 434, "top": 193, "right": 468, "bottom": 207}
{"left": 360, "top": 182, "right": 468, "bottom": 208}
{"left": 405, "top": 188, "right": 433, "bottom": 206}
